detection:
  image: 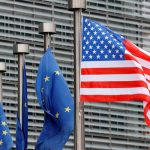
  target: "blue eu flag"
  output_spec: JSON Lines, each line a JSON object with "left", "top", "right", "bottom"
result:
{"left": 16, "top": 64, "right": 28, "bottom": 150}
{"left": 0, "top": 103, "right": 13, "bottom": 149}
{"left": 16, "top": 117, "right": 24, "bottom": 150}
{"left": 35, "top": 48, "right": 74, "bottom": 150}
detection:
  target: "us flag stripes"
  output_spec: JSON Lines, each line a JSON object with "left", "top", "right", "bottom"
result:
{"left": 80, "top": 17, "right": 150, "bottom": 126}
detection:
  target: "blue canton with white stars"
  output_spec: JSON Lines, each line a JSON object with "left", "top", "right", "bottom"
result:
{"left": 82, "top": 17, "right": 126, "bottom": 61}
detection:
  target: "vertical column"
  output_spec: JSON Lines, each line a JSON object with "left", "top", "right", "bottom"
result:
{"left": 68, "top": 1, "right": 86, "bottom": 150}
{"left": 0, "top": 62, "right": 6, "bottom": 102}
{"left": 39, "top": 22, "right": 56, "bottom": 51}
{"left": 13, "top": 44, "right": 29, "bottom": 126}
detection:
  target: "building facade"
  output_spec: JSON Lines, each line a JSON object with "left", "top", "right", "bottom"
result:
{"left": 0, "top": 0, "right": 150, "bottom": 149}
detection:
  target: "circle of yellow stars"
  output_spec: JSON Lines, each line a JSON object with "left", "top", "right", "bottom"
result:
{"left": 43, "top": 71, "right": 72, "bottom": 121}
{"left": 0, "top": 121, "right": 9, "bottom": 146}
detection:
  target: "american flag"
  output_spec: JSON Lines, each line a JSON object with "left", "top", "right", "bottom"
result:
{"left": 80, "top": 17, "right": 150, "bottom": 126}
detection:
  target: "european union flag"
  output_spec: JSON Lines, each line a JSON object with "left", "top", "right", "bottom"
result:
{"left": 16, "top": 64, "right": 28, "bottom": 150}
{"left": 0, "top": 103, "right": 13, "bottom": 149}
{"left": 16, "top": 117, "right": 24, "bottom": 150}
{"left": 35, "top": 48, "right": 74, "bottom": 150}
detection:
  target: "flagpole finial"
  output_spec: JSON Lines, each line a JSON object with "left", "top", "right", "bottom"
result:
{"left": 39, "top": 22, "right": 56, "bottom": 35}
{"left": 13, "top": 44, "right": 30, "bottom": 54}
{"left": 0, "top": 62, "right": 6, "bottom": 73}
{"left": 39, "top": 22, "right": 56, "bottom": 50}
{"left": 68, "top": 0, "right": 86, "bottom": 10}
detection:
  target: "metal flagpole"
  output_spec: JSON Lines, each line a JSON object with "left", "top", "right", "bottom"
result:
{"left": 38, "top": 22, "right": 56, "bottom": 128}
{"left": 39, "top": 22, "right": 56, "bottom": 51}
{"left": 13, "top": 44, "right": 29, "bottom": 126}
{"left": 68, "top": 0, "right": 86, "bottom": 150}
{"left": 0, "top": 62, "right": 6, "bottom": 102}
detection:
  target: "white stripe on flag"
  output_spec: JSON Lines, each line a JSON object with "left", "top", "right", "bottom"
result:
{"left": 134, "top": 56, "right": 150, "bottom": 70}
{"left": 138, "top": 47, "right": 150, "bottom": 57}
{"left": 81, "top": 74, "right": 146, "bottom": 82}
{"left": 144, "top": 74, "right": 150, "bottom": 81}
{"left": 80, "top": 87, "right": 149, "bottom": 95}
{"left": 81, "top": 60, "right": 142, "bottom": 69}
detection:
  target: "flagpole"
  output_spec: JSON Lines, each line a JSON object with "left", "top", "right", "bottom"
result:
{"left": 39, "top": 22, "right": 56, "bottom": 51}
{"left": 13, "top": 44, "right": 29, "bottom": 126}
{"left": 68, "top": 1, "right": 86, "bottom": 150}
{"left": 0, "top": 62, "right": 6, "bottom": 102}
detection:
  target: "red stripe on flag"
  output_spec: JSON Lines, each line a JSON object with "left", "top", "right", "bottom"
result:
{"left": 125, "top": 53, "right": 139, "bottom": 61}
{"left": 81, "top": 67, "right": 143, "bottom": 75}
{"left": 81, "top": 81, "right": 148, "bottom": 88}
{"left": 144, "top": 102, "right": 150, "bottom": 126}
{"left": 80, "top": 94, "right": 149, "bottom": 102}
{"left": 124, "top": 39, "right": 150, "bottom": 62}
{"left": 143, "top": 67, "right": 150, "bottom": 76}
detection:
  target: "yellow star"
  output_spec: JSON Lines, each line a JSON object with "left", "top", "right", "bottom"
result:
{"left": 1, "top": 121, "right": 7, "bottom": 126}
{"left": 41, "top": 88, "right": 44, "bottom": 93}
{"left": 0, "top": 140, "right": 3, "bottom": 145}
{"left": 2, "top": 130, "right": 8, "bottom": 136}
{"left": 54, "top": 71, "right": 60, "bottom": 75}
{"left": 46, "top": 110, "right": 50, "bottom": 113}
{"left": 44, "top": 76, "right": 50, "bottom": 82}
{"left": 65, "top": 107, "right": 71, "bottom": 112}
{"left": 24, "top": 103, "right": 27, "bottom": 108}
{"left": 55, "top": 112, "right": 59, "bottom": 118}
